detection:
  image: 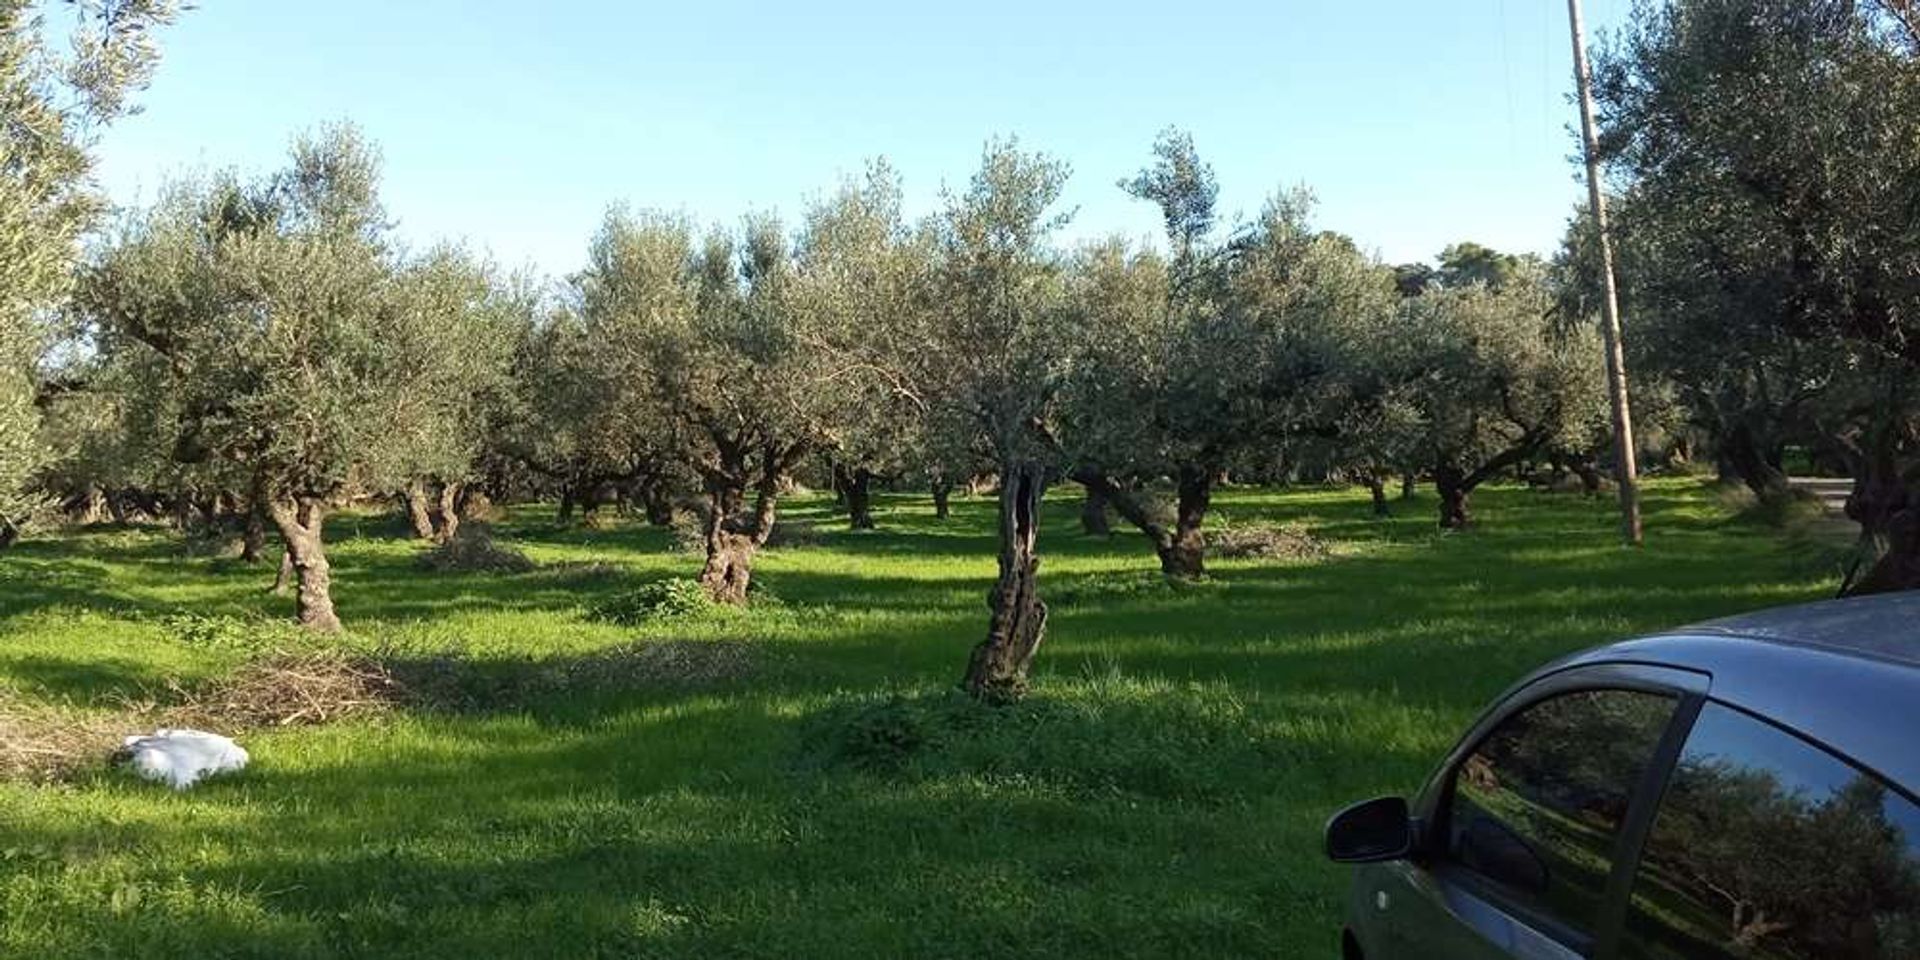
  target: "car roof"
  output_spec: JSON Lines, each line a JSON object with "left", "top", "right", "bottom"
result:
{"left": 1675, "top": 592, "right": 1920, "bottom": 665}
{"left": 1549, "top": 592, "right": 1920, "bottom": 795}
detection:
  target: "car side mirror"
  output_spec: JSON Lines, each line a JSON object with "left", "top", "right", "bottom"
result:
{"left": 1325, "top": 796, "right": 1416, "bottom": 863}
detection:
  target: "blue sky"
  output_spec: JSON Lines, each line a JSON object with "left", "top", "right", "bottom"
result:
{"left": 92, "top": 0, "right": 1637, "bottom": 278}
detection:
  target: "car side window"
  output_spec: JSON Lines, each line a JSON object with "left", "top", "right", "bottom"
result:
{"left": 1621, "top": 702, "right": 1920, "bottom": 959}
{"left": 1444, "top": 688, "right": 1678, "bottom": 939}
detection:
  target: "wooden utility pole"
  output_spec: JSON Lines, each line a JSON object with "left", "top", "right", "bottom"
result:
{"left": 1567, "top": 0, "right": 1644, "bottom": 546}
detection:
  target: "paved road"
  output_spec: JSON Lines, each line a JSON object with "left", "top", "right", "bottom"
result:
{"left": 1790, "top": 477, "right": 1852, "bottom": 515}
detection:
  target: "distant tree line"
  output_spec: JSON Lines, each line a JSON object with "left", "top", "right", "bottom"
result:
{"left": 3, "top": 0, "right": 1916, "bottom": 700}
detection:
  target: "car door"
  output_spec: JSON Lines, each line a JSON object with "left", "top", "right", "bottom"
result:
{"left": 1358, "top": 665, "right": 1705, "bottom": 959}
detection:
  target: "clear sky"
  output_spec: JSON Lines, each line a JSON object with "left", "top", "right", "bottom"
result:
{"left": 91, "top": 0, "right": 1638, "bottom": 279}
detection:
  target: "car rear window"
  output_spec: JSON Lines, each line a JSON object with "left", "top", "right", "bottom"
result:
{"left": 1622, "top": 702, "right": 1920, "bottom": 959}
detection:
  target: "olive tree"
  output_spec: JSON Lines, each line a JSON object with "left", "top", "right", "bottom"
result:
{"left": 388, "top": 249, "right": 522, "bottom": 543}
{"left": 1062, "top": 133, "right": 1388, "bottom": 578}
{"left": 1596, "top": 0, "right": 1920, "bottom": 591}
{"left": 791, "top": 161, "right": 939, "bottom": 531}
{"left": 0, "top": 0, "right": 178, "bottom": 547}
{"left": 79, "top": 126, "right": 509, "bottom": 630}
{"left": 1400, "top": 267, "right": 1609, "bottom": 528}
{"left": 578, "top": 209, "right": 823, "bottom": 603}
{"left": 917, "top": 140, "right": 1072, "bottom": 701}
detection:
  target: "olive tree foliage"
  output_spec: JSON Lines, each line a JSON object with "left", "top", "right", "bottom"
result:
{"left": 1595, "top": 0, "right": 1920, "bottom": 592}
{"left": 914, "top": 140, "right": 1072, "bottom": 702}
{"left": 577, "top": 209, "right": 825, "bottom": 603}
{"left": 1398, "top": 265, "right": 1609, "bottom": 528}
{"left": 387, "top": 248, "right": 524, "bottom": 543}
{"left": 502, "top": 297, "right": 692, "bottom": 526}
{"left": 77, "top": 126, "right": 516, "bottom": 630}
{"left": 1248, "top": 229, "right": 1413, "bottom": 514}
{"left": 1559, "top": 198, "right": 1839, "bottom": 503}
{"left": 0, "top": 0, "right": 178, "bottom": 547}
{"left": 1059, "top": 128, "right": 1228, "bottom": 579}
{"left": 790, "top": 161, "right": 937, "bottom": 531}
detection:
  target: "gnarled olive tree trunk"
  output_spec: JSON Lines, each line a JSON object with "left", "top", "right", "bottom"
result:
{"left": 1365, "top": 473, "right": 1390, "bottom": 518}
{"left": 403, "top": 480, "right": 436, "bottom": 540}
{"left": 1074, "top": 466, "right": 1210, "bottom": 579}
{"left": 268, "top": 497, "right": 341, "bottom": 633}
{"left": 402, "top": 479, "right": 462, "bottom": 542}
{"left": 1719, "top": 418, "right": 1792, "bottom": 505}
{"left": 1432, "top": 438, "right": 1543, "bottom": 530}
{"left": 963, "top": 462, "right": 1048, "bottom": 702}
{"left": 845, "top": 467, "right": 877, "bottom": 531}
{"left": 435, "top": 481, "right": 462, "bottom": 543}
{"left": 1838, "top": 416, "right": 1920, "bottom": 596}
{"left": 697, "top": 440, "right": 806, "bottom": 605}
{"left": 240, "top": 487, "right": 268, "bottom": 564}
{"left": 638, "top": 476, "right": 675, "bottom": 526}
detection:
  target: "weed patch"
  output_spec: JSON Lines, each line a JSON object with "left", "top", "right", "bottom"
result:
{"left": 415, "top": 526, "right": 536, "bottom": 574}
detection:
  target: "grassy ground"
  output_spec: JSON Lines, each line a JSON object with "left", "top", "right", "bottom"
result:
{"left": 0, "top": 479, "right": 1837, "bottom": 959}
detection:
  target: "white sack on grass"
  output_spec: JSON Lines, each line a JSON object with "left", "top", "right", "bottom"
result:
{"left": 121, "top": 729, "right": 248, "bottom": 790}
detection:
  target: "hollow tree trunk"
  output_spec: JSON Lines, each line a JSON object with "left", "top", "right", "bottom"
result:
{"left": 846, "top": 468, "right": 876, "bottom": 531}
{"left": 1434, "top": 465, "right": 1472, "bottom": 529}
{"left": 1367, "top": 474, "right": 1390, "bottom": 518}
{"left": 268, "top": 498, "right": 342, "bottom": 633}
{"left": 403, "top": 480, "right": 437, "bottom": 540}
{"left": 105, "top": 491, "right": 128, "bottom": 525}
{"left": 1080, "top": 482, "right": 1111, "bottom": 536}
{"left": 963, "top": 461, "right": 1048, "bottom": 702}
{"left": 435, "top": 481, "right": 462, "bottom": 543}
{"left": 1401, "top": 473, "right": 1417, "bottom": 500}
{"left": 932, "top": 480, "right": 952, "bottom": 520}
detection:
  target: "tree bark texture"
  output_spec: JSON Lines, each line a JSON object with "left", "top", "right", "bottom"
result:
{"left": 845, "top": 467, "right": 876, "bottom": 531}
{"left": 963, "top": 461, "right": 1048, "bottom": 702}
{"left": 697, "top": 438, "right": 808, "bottom": 605}
{"left": 1074, "top": 466, "right": 1210, "bottom": 579}
{"left": 268, "top": 497, "right": 342, "bottom": 633}
{"left": 1839, "top": 415, "right": 1920, "bottom": 596}
{"left": 1434, "top": 464, "right": 1473, "bottom": 530}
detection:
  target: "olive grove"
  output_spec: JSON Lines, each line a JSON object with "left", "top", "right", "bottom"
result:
{"left": 10, "top": 0, "right": 1914, "bottom": 698}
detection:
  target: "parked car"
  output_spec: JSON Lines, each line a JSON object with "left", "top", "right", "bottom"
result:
{"left": 1326, "top": 593, "right": 1920, "bottom": 959}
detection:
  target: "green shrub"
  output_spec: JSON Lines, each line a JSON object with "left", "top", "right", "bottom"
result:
{"left": 157, "top": 612, "right": 310, "bottom": 654}
{"left": 589, "top": 577, "right": 714, "bottom": 625}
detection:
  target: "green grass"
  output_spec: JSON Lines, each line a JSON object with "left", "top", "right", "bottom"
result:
{"left": 0, "top": 480, "right": 1837, "bottom": 958}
